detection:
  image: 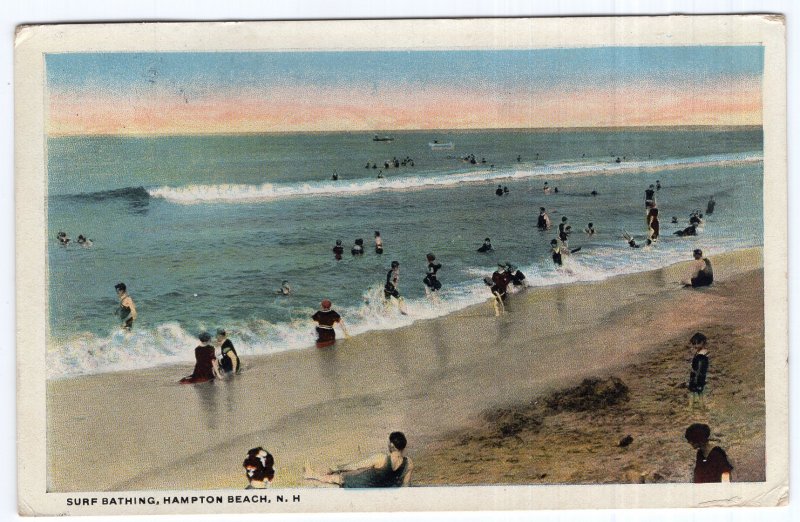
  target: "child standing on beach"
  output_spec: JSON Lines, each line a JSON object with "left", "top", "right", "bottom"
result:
{"left": 688, "top": 332, "right": 710, "bottom": 410}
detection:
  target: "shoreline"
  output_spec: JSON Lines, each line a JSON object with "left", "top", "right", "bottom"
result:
{"left": 48, "top": 246, "right": 763, "bottom": 382}
{"left": 47, "top": 247, "right": 763, "bottom": 491}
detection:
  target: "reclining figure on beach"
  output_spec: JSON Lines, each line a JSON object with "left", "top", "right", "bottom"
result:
{"left": 303, "top": 431, "right": 413, "bottom": 488}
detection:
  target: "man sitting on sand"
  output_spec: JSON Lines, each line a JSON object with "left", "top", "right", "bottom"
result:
{"left": 304, "top": 431, "right": 413, "bottom": 488}
{"left": 682, "top": 249, "right": 713, "bottom": 288}
{"left": 685, "top": 423, "right": 732, "bottom": 483}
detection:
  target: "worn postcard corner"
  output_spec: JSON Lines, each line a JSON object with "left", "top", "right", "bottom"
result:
{"left": 15, "top": 14, "right": 787, "bottom": 516}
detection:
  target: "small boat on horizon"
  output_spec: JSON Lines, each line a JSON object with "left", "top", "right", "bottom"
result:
{"left": 372, "top": 134, "right": 394, "bottom": 142}
{"left": 429, "top": 140, "right": 454, "bottom": 151}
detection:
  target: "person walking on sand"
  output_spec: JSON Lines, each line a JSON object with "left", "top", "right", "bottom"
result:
{"left": 243, "top": 447, "right": 275, "bottom": 489}
{"left": 216, "top": 328, "right": 240, "bottom": 374}
{"left": 304, "top": 431, "right": 413, "bottom": 488}
{"left": 180, "top": 332, "right": 222, "bottom": 384}
{"left": 685, "top": 423, "right": 732, "bottom": 483}
{"left": 687, "top": 332, "right": 709, "bottom": 410}
{"left": 312, "top": 299, "right": 350, "bottom": 348}
{"left": 114, "top": 283, "right": 137, "bottom": 331}
{"left": 682, "top": 249, "right": 713, "bottom": 288}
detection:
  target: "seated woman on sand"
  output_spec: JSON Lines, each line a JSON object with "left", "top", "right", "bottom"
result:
{"left": 304, "top": 432, "right": 413, "bottom": 488}
{"left": 682, "top": 249, "right": 714, "bottom": 288}
{"left": 180, "top": 332, "right": 222, "bottom": 384}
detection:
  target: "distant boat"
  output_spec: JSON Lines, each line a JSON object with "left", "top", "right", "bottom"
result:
{"left": 429, "top": 140, "right": 454, "bottom": 151}
{"left": 373, "top": 135, "right": 394, "bottom": 142}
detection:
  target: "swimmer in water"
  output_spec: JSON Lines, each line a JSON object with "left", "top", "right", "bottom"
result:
{"left": 423, "top": 253, "right": 442, "bottom": 301}
{"left": 674, "top": 224, "right": 698, "bottom": 237}
{"left": 76, "top": 234, "right": 93, "bottom": 247}
{"left": 590, "top": 190, "right": 598, "bottom": 196}
{"left": 56, "top": 231, "right": 70, "bottom": 246}
{"left": 543, "top": 182, "right": 551, "bottom": 195}
{"left": 276, "top": 280, "right": 291, "bottom": 295}
{"left": 377, "top": 170, "right": 384, "bottom": 179}
{"left": 503, "top": 186, "right": 509, "bottom": 194}
{"left": 351, "top": 238, "right": 365, "bottom": 256}
{"left": 537, "top": 207, "right": 552, "bottom": 230}
{"left": 671, "top": 216, "right": 679, "bottom": 224}
{"left": 331, "top": 172, "right": 339, "bottom": 181}
{"left": 656, "top": 180, "right": 662, "bottom": 191}
{"left": 114, "top": 282, "right": 137, "bottom": 331}
{"left": 584, "top": 223, "right": 596, "bottom": 236}
{"left": 645, "top": 184, "right": 656, "bottom": 210}
{"left": 495, "top": 185, "right": 504, "bottom": 196}
{"left": 648, "top": 212, "right": 660, "bottom": 242}
{"left": 374, "top": 231, "right": 384, "bottom": 254}
{"left": 477, "top": 238, "right": 494, "bottom": 253}
{"left": 550, "top": 239, "right": 565, "bottom": 266}
{"left": 383, "top": 261, "right": 408, "bottom": 314}
{"left": 332, "top": 240, "right": 344, "bottom": 260}
{"left": 312, "top": 299, "right": 350, "bottom": 348}
{"left": 558, "top": 216, "right": 571, "bottom": 246}
{"left": 486, "top": 263, "right": 512, "bottom": 316}
{"left": 706, "top": 196, "right": 716, "bottom": 215}
{"left": 622, "top": 232, "right": 651, "bottom": 248}
{"left": 505, "top": 263, "right": 526, "bottom": 287}
{"left": 682, "top": 249, "right": 714, "bottom": 288}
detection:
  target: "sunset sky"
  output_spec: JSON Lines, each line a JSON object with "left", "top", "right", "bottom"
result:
{"left": 46, "top": 46, "right": 763, "bottom": 135}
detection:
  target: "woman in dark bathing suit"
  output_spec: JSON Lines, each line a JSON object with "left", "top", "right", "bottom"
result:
{"left": 180, "top": 332, "right": 220, "bottom": 383}
{"left": 304, "top": 431, "right": 413, "bottom": 488}
{"left": 311, "top": 299, "right": 349, "bottom": 348}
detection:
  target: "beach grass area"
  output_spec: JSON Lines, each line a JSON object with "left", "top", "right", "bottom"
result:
{"left": 47, "top": 248, "right": 764, "bottom": 491}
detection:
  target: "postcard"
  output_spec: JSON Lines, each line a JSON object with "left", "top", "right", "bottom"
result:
{"left": 15, "top": 15, "right": 787, "bottom": 516}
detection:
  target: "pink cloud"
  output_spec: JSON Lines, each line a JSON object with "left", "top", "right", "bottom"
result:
{"left": 48, "top": 77, "right": 762, "bottom": 135}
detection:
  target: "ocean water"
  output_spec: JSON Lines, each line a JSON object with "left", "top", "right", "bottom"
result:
{"left": 47, "top": 128, "right": 763, "bottom": 379}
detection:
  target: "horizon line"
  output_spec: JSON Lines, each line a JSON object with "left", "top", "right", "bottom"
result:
{"left": 47, "top": 123, "right": 763, "bottom": 139}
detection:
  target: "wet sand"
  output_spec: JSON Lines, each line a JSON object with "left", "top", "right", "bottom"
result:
{"left": 47, "top": 248, "right": 763, "bottom": 491}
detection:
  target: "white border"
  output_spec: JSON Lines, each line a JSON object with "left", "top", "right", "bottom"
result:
{"left": 6, "top": 2, "right": 796, "bottom": 522}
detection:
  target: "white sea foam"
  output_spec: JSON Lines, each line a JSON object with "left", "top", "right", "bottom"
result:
{"left": 47, "top": 233, "right": 755, "bottom": 380}
{"left": 147, "top": 152, "right": 763, "bottom": 204}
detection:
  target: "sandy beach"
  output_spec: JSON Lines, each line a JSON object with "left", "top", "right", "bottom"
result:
{"left": 47, "top": 247, "right": 764, "bottom": 491}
